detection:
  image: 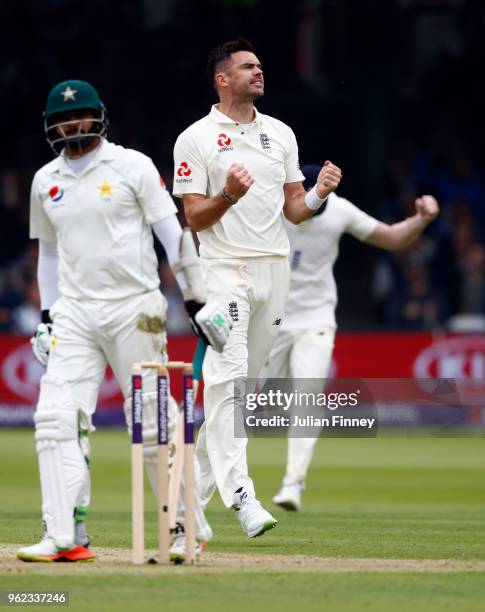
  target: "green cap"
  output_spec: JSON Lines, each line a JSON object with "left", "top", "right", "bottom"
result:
{"left": 44, "top": 79, "right": 104, "bottom": 119}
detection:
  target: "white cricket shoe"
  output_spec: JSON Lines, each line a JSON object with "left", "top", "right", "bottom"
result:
{"left": 272, "top": 483, "right": 303, "bottom": 511}
{"left": 169, "top": 522, "right": 202, "bottom": 565}
{"left": 17, "top": 537, "right": 94, "bottom": 562}
{"left": 233, "top": 488, "right": 277, "bottom": 538}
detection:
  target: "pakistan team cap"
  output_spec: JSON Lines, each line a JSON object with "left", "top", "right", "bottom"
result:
{"left": 44, "top": 79, "right": 105, "bottom": 118}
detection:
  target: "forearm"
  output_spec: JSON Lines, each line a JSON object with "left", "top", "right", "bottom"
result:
{"left": 284, "top": 192, "right": 318, "bottom": 224}
{"left": 284, "top": 182, "right": 330, "bottom": 224}
{"left": 368, "top": 214, "right": 430, "bottom": 251}
{"left": 284, "top": 164, "right": 340, "bottom": 224}
{"left": 152, "top": 215, "right": 187, "bottom": 291}
{"left": 185, "top": 193, "right": 232, "bottom": 232}
{"left": 37, "top": 239, "right": 59, "bottom": 312}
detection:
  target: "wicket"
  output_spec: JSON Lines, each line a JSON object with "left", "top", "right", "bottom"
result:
{"left": 131, "top": 361, "right": 196, "bottom": 565}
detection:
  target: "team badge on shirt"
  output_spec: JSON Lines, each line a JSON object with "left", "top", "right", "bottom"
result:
{"left": 98, "top": 180, "right": 113, "bottom": 202}
{"left": 217, "top": 133, "right": 233, "bottom": 152}
{"left": 291, "top": 250, "right": 301, "bottom": 270}
{"left": 259, "top": 133, "right": 271, "bottom": 151}
{"left": 228, "top": 301, "right": 239, "bottom": 322}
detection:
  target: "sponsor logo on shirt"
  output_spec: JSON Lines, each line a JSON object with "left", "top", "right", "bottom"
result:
{"left": 177, "top": 162, "right": 191, "bottom": 177}
{"left": 49, "top": 186, "right": 64, "bottom": 202}
{"left": 176, "top": 162, "right": 193, "bottom": 183}
{"left": 259, "top": 132, "right": 271, "bottom": 152}
{"left": 217, "top": 133, "right": 234, "bottom": 152}
{"left": 272, "top": 318, "right": 282, "bottom": 326}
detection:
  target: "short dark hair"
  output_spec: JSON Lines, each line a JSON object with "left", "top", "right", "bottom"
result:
{"left": 207, "top": 37, "right": 255, "bottom": 85}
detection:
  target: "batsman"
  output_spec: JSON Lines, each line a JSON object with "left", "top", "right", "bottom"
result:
{"left": 17, "top": 80, "right": 230, "bottom": 562}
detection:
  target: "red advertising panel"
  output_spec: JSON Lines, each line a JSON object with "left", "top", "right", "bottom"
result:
{"left": 1, "top": 332, "right": 484, "bottom": 426}
{"left": 0, "top": 335, "right": 198, "bottom": 426}
{"left": 332, "top": 332, "right": 485, "bottom": 378}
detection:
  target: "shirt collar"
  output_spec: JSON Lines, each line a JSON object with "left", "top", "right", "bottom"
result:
{"left": 209, "top": 104, "right": 263, "bottom": 127}
{"left": 53, "top": 138, "right": 115, "bottom": 175}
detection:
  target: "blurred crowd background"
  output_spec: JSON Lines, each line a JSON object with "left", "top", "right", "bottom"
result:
{"left": 1, "top": 0, "right": 484, "bottom": 335}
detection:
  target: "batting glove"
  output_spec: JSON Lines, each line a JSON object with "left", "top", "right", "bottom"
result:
{"left": 184, "top": 300, "right": 232, "bottom": 353}
{"left": 31, "top": 323, "right": 53, "bottom": 367}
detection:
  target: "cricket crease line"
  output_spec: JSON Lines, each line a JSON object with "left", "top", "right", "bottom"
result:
{"left": 1, "top": 545, "right": 485, "bottom": 574}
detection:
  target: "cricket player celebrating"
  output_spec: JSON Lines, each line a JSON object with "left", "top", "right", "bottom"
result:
{"left": 17, "top": 80, "right": 230, "bottom": 562}
{"left": 266, "top": 165, "right": 439, "bottom": 511}
{"left": 173, "top": 39, "right": 342, "bottom": 537}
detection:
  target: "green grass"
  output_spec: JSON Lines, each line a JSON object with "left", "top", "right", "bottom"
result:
{"left": 1, "top": 429, "right": 484, "bottom": 611}
{"left": 3, "top": 573, "right": 485, "bottom": 612}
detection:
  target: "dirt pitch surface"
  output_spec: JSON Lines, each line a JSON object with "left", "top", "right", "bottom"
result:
{"left": 2, "top": 544, "right": 485, "bottom": 575}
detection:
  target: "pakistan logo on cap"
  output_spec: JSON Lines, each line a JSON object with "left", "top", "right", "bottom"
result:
{"left": 61, "top": 86, "right": 78, "bottom": 102}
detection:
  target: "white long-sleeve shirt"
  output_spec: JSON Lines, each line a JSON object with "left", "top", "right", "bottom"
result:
{"left": 283, "top": 193, "right": 379, "bottom": 331}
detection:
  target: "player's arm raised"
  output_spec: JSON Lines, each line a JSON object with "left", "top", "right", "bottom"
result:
{"left": 183, "top": 163, "right": 254, "bottom": 232}
{"left": 365, "top": 195, "right": 439, "bottom": 251}
{"left": 283, "top": 160, "right": 342, "bottom": 224}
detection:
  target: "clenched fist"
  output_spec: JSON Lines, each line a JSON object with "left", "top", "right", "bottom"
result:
{"left": 415, "top": 195, "right": 439, "bottom": 222}
{"left": 225, "top": 163, "right": 254, "bottom": 202}
{"left": 315, "top": 161, "right": 342, "bottom": 199}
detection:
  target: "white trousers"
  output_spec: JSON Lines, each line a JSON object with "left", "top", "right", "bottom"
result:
{"left": 197, "top": 258, "right": 290, "bottom": 508}
{"left": 48, "top": 290, "right": 168, "bottom": 416}
{"left": 260, "top": 326, "right": 335, "bottom": 486}
{"left": 45, "top": 290, "right": 210, "bottom": 538}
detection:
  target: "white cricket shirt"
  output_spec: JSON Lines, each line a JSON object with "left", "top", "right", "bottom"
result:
{"left": 30, "top": 139, "right": 177, "bottom": 300}
{"left": 283, "top": 193, "right": 379, "bottom": 330}
{"left": 173, "top": 105, "right": 305, "bottom": 259}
